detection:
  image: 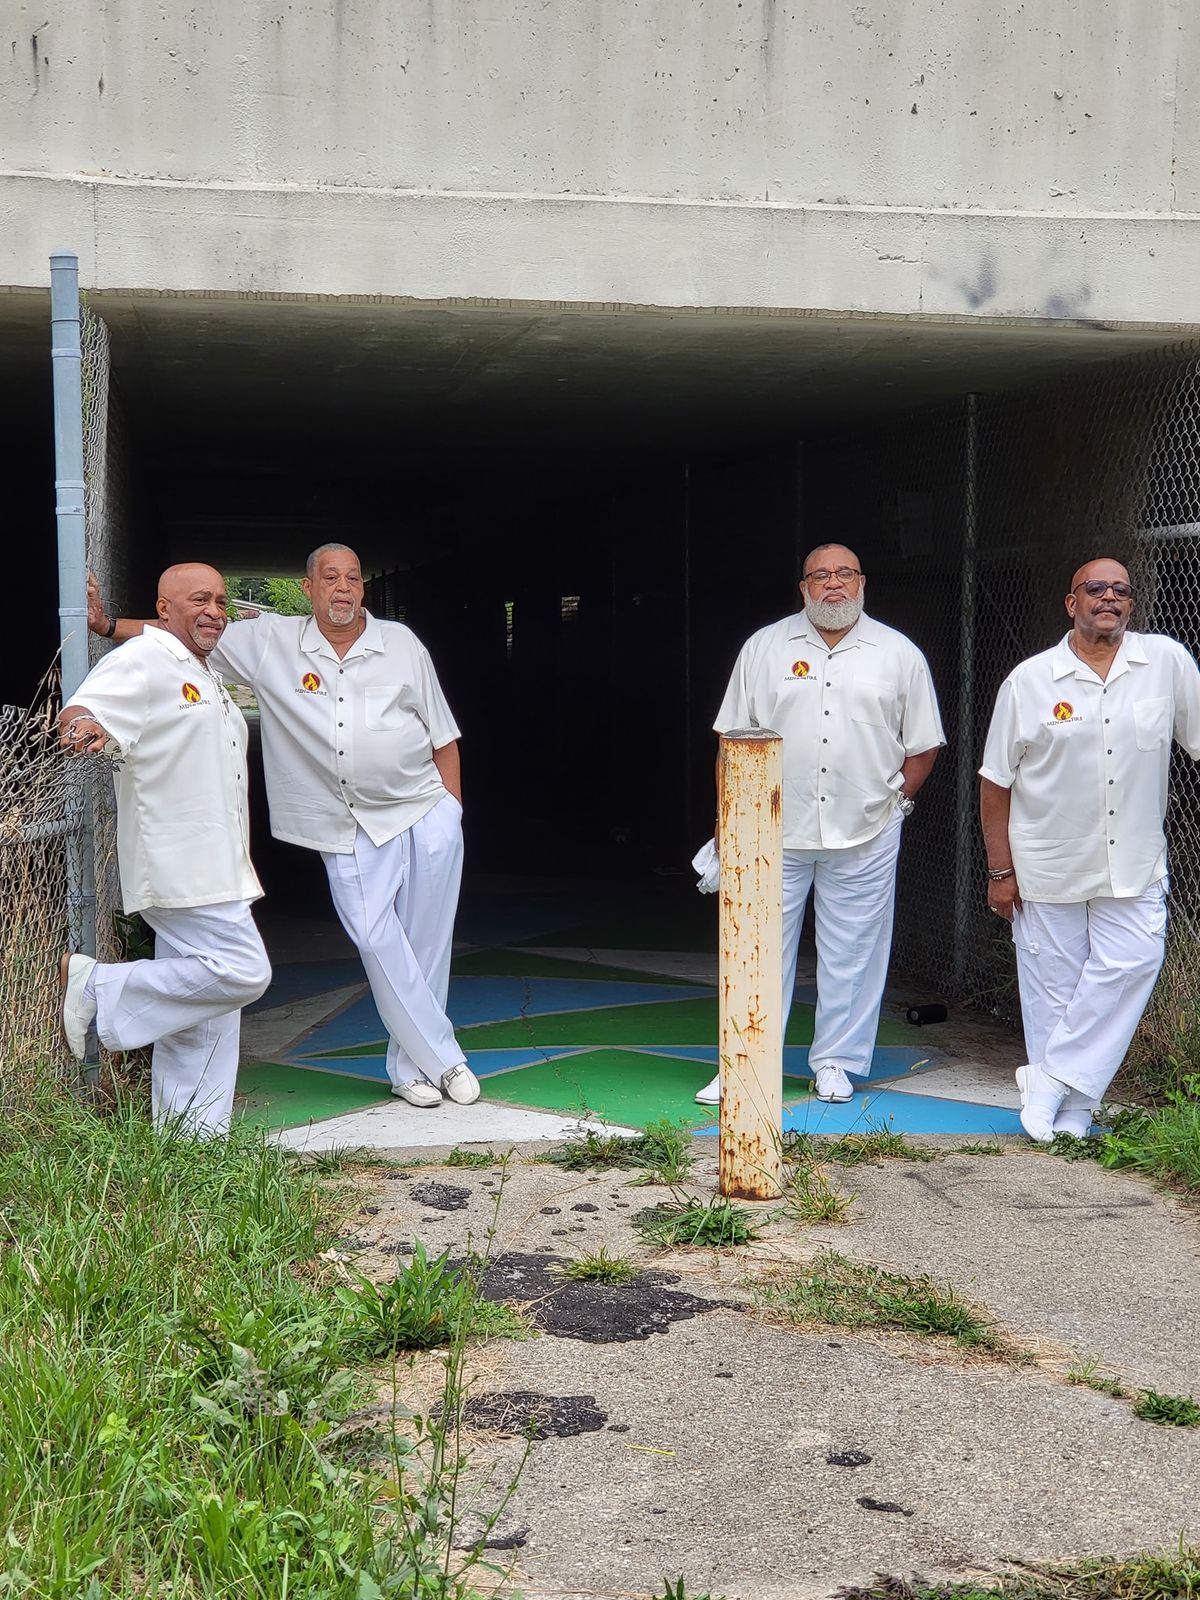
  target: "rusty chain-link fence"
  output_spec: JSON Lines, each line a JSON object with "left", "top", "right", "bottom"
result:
{"left": 807, "top": 342, "right": 1200, "bottom": 1081}
{"left": 0, "top": 304, "right": 137, "bottom": 1098}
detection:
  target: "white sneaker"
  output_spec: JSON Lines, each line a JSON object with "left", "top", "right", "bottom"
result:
{"left": 813, "top": 1066, "right": 854, "bottom": 1103}
{"left": 1053, "top": 1086, "right": 1095, "bottom": 1139}
{"left": 694, "top": 1073, "right": 721, "bottom": 1106}
{"left": 441, "top": 1064, "right": 480, "bottom": 1105}
{"left": 1016, "top": 1064, "right": 1068, "bottom": 1143}
{"left": 392, "top": 1079, "right": 443, "bottom": 1108}
{"left": 59, "top": 951, "right": 97, "bottom": 1062}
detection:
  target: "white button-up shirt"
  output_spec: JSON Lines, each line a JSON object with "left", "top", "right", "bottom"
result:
{"left": 72, "top": 627, "right": 261, "bottom": 914}
{"left": 979, "top": 631, "right": 1200, "bottom": 902}
{"left": 209, "top": 612, "right": 461, "bottom": 854}
{"left": 715, "top": 611, "right": 945, "bottom": 850}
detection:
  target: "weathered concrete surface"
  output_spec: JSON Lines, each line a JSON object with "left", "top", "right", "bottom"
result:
{"left": 331, "top": 1138, "right": 1200, "bottom": 1598}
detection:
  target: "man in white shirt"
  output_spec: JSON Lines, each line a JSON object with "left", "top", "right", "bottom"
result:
{"left": 698, "top": 543, "right": 945, "bottom": 1106}
{"left": 980, "top": 557, "right": 1200, "bottom": 1142}
{"left": 59, "top": 564, "right": 270, "bottom": 1135}
{"left": 90, "top": 543, "right": 477, "bottom": 1109}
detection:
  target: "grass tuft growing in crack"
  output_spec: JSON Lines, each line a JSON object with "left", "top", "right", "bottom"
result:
{"left": 835, "top": 1541, "right": 1200, "bottom": 1597}
{"left": 539, "top": 1119, "right": 694, "bottom": 1181}
{"left": 444, "top": 1147, "right": 499, "bottom": 1169}
{"left": 1066, "top": 1357, "right": 1127, "bottom": 1400}
{"left": 634, "top": 1195, "right": 762, "bottom": 1249}
{"left": 561, "top": 1247, "right": 636, "bottom": 1285}
{"left": 754, "top": 1250, "right": 1023, "bottom": 1358}
{"left": 334, "top": 1243, "right": 533, "bottom": 1356}
{"left": 823, "top": 1126, "right": 938, "bottom": 1165}
{"left": 1131, "top": 1388, "right": 1200, "bottom": 1427}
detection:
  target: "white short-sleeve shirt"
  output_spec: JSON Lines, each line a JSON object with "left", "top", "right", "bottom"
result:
{"left": 71, "top": 627, "right": 262, "bottom": 914}
{"left": 208, "top": 612, "right": 461, "bottom": 854}
{"left": 715, "top": 611, "right": 945, "bottom": 850}
{"left": 979, "top": 630, "right": 1200, "bottom": 903}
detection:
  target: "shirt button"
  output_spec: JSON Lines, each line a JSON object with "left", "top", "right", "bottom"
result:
{"left": 1105, "top": 717, "right": 1110, "bottom": 724}
{"left": 338, "top": 749, "right": 344, "bottom": 755}
{"left": 1109, "top": 810, "right": 1115, "bottom": 816}
{"left": 348, "top": 802, "right": 355, "bottom": 809}
{"left": 338, "top": 722, "right": 343, "bottom": 727}
{"left": 822, "top": 738, "right": 828, "bottom": 744}
{"left": 1107, "top": 749, "right": 1113, "bottom": 754}
{"left": 1108, "top": 779, "right": 1114, "bottom": 785}
{"left": 338, "top": 697, "right": 344, "bottom": 702}
{"left": 821, "top": 767, "right": 827, "bottom": 773}
{"left": 339, "top": 668, "right": 344, "bottom": 674}
{"left": 824, "top": 710, "right": 830, "bottom": 716}
{"left": 340, "top": 778, "right": 346, "bottom": 784}
{"left": 1109, "top": 838, "right": 1115, "bottom": 845}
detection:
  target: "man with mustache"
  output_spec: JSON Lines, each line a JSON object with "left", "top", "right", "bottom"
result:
{"left": 980, "top": 557, "right": 1200, "bottom": 1141}
{"left": 89, "top": 542, "right": 477, "bottom": 1110}
{"left": 697, "top": 543, "right": 945, "bottom": 1107}
{"left": 59, "top": 564, "right": 270, "bottom": 1134}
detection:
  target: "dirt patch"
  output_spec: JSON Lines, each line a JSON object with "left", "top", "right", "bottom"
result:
{"left": 475, "top": 1251, "right": 738, "bottom": 1343}
{"left": 409, "top": 1181, "right": 472, "bottom": 1211}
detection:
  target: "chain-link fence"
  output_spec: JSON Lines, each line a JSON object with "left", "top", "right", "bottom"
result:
{"left": 0, "top": 304, "right": 137, "bottom": 1095}
{"left": 806, "top": 343, "right": 1200, "bottom": 1050}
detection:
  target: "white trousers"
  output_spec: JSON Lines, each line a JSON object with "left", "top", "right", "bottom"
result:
{"left": 780, "top": 811, "right": 903, "bottom": 1079}
{"left": 1012, "top": 880, "right": 1167, "bottom": 1107}
{"left": 92, "top": 899, "right": 271, "bottom": 1136}
{"left": 322, "top": 796, "right": 465, "bottom": 1090}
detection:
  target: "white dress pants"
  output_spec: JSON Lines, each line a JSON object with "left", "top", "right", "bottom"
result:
{"left": 321, "top": 796, "right": 465, "bottom": 1090}
{"left": 780, "top": 811, "right": 904, "bottom": 1079}
{"left": 1012, "top": 880, "right": 1167, "bottom": 1107}
{"left": 91, "top": 899, "right": 271, "bottom": 1136}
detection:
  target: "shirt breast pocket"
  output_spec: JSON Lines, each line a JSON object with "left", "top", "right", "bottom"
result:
{"left": 849, "top": 676, "right": 897, "bottom": 731}
{"left": 1133, "top": 696, "right": 1171, "bottom": 750}
{"left": 364, "top": 686, "right": 407, "bottom": 731}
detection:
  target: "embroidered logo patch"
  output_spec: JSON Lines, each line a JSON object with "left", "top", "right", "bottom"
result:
{"left": 181, "top": 682, "right": 202, "bottom": 704}
{"left": 791, "top": 660, "right": 810, "bottom": 678}
{"left": 301, "top": 672, "right": 321, "bottom": 692}
{"left": 1053, "top": 701, "right": 1074, "bottom": 721}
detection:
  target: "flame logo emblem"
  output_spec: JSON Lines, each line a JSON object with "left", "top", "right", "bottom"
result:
{"left": 301, "top": 673, "right": 321, "bottom": 692}
{"left": 181, "top": 682, "right": 202, "bottom": 704}
{"left": 1053, "top": 701, "right": 1074, "bottom": 721}
{"left": 792, "top": 660, "right": 810, "bottom": 678}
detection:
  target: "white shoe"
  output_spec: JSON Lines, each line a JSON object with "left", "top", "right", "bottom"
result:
{"left": 813, "top": 1065, "right": 854, "bottom": 1104}
{"left": 1016, "top": 1064, "right": 1068, "bottom": 1143}
{"left": 1053, "top": 1087, "right": 1095, "bottom": 1139}
{"left": 392, "top": 1079, "right": 443, "bottom": 1107}
{"left": 59, "top": 951, "right": 97, "bottom": 1062}
{"left": 694, "top": 1073, "right": 721, "bottom": 1106}
{"left": 441, "top": 1064, "right": 480, "bottom": 1105}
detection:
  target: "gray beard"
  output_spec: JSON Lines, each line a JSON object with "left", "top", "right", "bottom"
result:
{"left": 805, "top": 594, "right": 864, "bottom": 632}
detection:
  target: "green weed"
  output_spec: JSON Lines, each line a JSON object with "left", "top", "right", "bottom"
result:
{"left": 335, "top": 1243, "right": 530, "bottom": 1356}
{"left": 755, "top": 1251, "right": 1021, "bottom": 1358}
{"left": 1132, "top": 1389, "right": 1200, "bottom": 1427}
{"left": 954, "top": 1140, "right": 1005, "bottom": 1156}
{"left": 1066, "top": 1357, "right": 1127, "bottom": 1400}
{"left": 655, "top": 1578, "right": 726, "bottom": 1600}
{"left": 444, "top": 1147, "right": 498, "bottom": 1168}
{"left": 779, "top": 1161, "right": 854, "bottom": 1224}
{"left": 824, "top": 1126, "right": 938, "bottom": 1165}
{"left": 538, "top": 1127, "right": 641, "bottom": 1170}
{"left": 540, "top": 1119, "right": 694, "bottom": 1182}
{"left": 836, "top": 1541, "right": 1200, "bottom": 1597}
{"left": 1099, "top": 1078, "right": 1200, "bottom": 1194}
{"left": 634, "top": 1195, "right": 762, "bottom": 1249}
{"left": 561, "top": 1248, "right": 636, "bottom": 1285}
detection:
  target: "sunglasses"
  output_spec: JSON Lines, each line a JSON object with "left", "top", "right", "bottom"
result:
{"left": 1073, "top": 580, "right": 1134, "bottom": 600}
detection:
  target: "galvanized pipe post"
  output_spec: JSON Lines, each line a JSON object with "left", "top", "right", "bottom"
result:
{"left": 717, "top": 728, "right": 784, "bottom": 1201}
{"left": 952, "top": 393, "right": 979, "bottom": 990}
{"left": 51, "top": 249, "right": 97, "bottom": 958}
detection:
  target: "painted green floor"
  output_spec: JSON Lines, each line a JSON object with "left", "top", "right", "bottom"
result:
{"left": 239, "top": 1062, "right": 390, "bottom": 1129}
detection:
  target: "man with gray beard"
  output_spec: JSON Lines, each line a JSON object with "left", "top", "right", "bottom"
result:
{"left": 696, "top": 544, "right": 944, "bottom": 1106}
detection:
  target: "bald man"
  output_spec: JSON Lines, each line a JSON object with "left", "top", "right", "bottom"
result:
{"left": 58, "top": 564, "right": 270, "bottom": 1135}
{"left": 980, "top": 557, "right": 1200, "bottom": 1142}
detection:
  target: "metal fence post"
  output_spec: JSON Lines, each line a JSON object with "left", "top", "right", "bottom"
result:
{"left": 952, "top": 392, "right": 979, "bottom": 990}
{"left": 717, "top": 728, "right": 784, "bottom": 1201}
{"left": 51, "top": 250, "right": 96, "bottom": 959}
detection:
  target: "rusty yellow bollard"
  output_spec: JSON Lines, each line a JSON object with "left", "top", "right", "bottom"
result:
{"left": 717, "top": 728, "right": 784, "bottom": 1201}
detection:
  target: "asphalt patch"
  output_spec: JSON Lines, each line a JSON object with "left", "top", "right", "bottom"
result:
{"left": 857, "top": 1496, "right": 915, "bottom": 1516}
{"left": 475, "top": 1251, "right": 737, "bottom": 1343}
{"left": 459, "top": 1390, "right": 608, "bottom": 1438}
{"left": 409, "top": 1181, "right": 472, "bottom": 1211}
{"left": 828, "top": 1449, "right": 872, "bottom": 1467}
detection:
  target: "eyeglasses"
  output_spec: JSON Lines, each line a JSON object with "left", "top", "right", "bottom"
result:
{"left": 803, "top": 567, "right": 863, "bottom": 586}
{"left": 1073, "top": 580, "right": 1134, "bottom": 600}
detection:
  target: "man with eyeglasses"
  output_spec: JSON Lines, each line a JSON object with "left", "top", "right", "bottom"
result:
{"left": 697, "top": 543, "right": 945, "bottom": 1106}
{"left": 980, "top": 557, "right": 1200, "bottom": 1142}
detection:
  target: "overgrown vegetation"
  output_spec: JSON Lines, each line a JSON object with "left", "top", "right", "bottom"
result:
{"left": 778, "top": 1153, "right": 854, "bottom": 1224}
{"left": 782, "top": 1125, "right": 936, "bottom": 1168}
{"left": 1122, "top": 926, "right": 1200, "bottom": 1102}
{"left": 835, "top": 1543, "right": 1200, "bottom": 1598}
{"left": 444, "top": 1147, "right": 498, "bottom": 1169}
{"left": 1097, "top": 1079, "right": 1200, "bottom": 1195}
{"left": 754, "top": 1251, "right": 1022, "bottom": 1359}
{"left": 634, "top": 1195, "right": 762, "bottom": 1249}
{"left": 0, "top": 1087, "right": 523, "bottom": 1596}
{"left": 335, "top": 1244, "right": 532, "bottom": 1356}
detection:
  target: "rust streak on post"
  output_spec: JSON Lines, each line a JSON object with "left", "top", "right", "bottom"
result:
{"left": 718, "top": 728, "right": 784, "bottom": 1201}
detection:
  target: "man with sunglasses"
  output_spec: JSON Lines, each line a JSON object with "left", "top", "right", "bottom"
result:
{"left": 697, "top": 543, "right": 945, "bottom": 1106}
{"left": 980, "top": 557, "right": 1200, "bottom": 1142}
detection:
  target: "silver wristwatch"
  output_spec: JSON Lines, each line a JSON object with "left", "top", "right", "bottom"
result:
{"left": 896, "top": 792, "right": 915, "bottom": 819}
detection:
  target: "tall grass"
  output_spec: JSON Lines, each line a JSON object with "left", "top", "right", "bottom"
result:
{"left": 0, "top": 1086, "right": 512, "bottom": 1597}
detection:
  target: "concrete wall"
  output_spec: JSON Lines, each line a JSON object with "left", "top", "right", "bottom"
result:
{"left": 4, "top": 0, "right": 1199, "bottom": 321}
